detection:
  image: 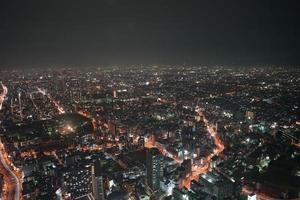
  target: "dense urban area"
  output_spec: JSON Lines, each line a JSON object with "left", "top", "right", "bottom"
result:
{"left": 0, "top": 65, "right": 299, "bottom": 200}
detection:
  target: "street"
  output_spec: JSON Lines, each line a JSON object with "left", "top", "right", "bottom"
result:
{"left": 0, "top": 141, "right": 21, "bottom": 200}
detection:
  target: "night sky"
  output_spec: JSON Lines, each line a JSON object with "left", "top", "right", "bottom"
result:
{"left": 0, "top": 0, "right": 299, "bottom": 68}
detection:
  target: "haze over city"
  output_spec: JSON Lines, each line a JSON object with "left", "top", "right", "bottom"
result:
{"left": 0, "top": 0, "right": 300, "bottom": 68}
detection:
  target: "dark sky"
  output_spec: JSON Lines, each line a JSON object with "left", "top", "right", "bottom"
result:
{"left": 0, "top": 0, "right": 299, "bottom": 68}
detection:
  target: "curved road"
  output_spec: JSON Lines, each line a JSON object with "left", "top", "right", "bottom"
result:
{"left": 0, "top": 143, "right": 21, "bottom": 200}
{"left": 0, "top": 82, "right": 20, "bottom": 199}
{"left": 180, "top": 108, "right": 225, "bottom": 188}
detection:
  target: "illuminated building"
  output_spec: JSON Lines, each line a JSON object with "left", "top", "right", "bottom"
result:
{"left": 172, "top": 187, "right": 190, "bottom": 200}
{"left": 146, "top": 148, "right": 163, "bottom": 191}
{"left": 113, "top": 90, "right": 117, "bottom": 98}
{"left": 139, "top": 195, "right": 150, "bottom": 200}
{"left": 160, "top": 180, "right": 176, "bottom": 196}
{"left": 61, "top": 164, "right": 93, "bottom": 199}
{"left": 248, "top": 194, "right": 257, "bottom": 200}
{"left": 92, "top": 162, "right": 105, "bottom": 200}
{"left": 199, "top": 171, "right": 234, "bottom": 199}
{"left": 181, "top": 159, "right": 192, "bottom": 178}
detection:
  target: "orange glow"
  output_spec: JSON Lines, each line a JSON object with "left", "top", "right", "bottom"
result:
{"left": 103, "top": 123, "right": 109, "bottom": 129}
{"left": 145, "top": 135, "right": 183, "bottom": 163}
{"left": 242, "top": 186, "right": 280, "bottom": 200}
{"left": 0, "top": 140, "right": 22, "bottom": 200}
{"left": 292, "top": 142, "right": 300, "bottom": 148}
{"left": 78, "top": 110, "right": 97, "bottom": 132}
{"left": 21, "top": 150, "right": 37, "bottom": 158}
{"left": 180, "top": 108, "right": 224, "bottom": 189}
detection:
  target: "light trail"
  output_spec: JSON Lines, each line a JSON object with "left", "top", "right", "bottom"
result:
{"left": 37, "top": 87, "right": 65, "bottom": 114}
{"left": 144, "top": 136, "right": 183, "bottom": 163}
{"left": 0, "top": 83, "right": 22, "bottom": 199}
{"left": 0, "top": 82, "right": 8, "bottom": 111}
{"left": 0, "top": 140, "right": 22, "bottom": 200}
{"left": 180, "top": 108, "right": 224, "bottom": 189}
{"left": 29, "top": 93, "right": 39, "bottom": 111}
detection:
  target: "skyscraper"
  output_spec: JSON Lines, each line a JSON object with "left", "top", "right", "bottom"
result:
{"left": 92, "top": 162, "right": 105, "bottom": 200}
{"left": 199, "top": 171, "right": 235, "bottom": 199}
{"left": 146, "top": 148, "right": 163, "bottom": 191}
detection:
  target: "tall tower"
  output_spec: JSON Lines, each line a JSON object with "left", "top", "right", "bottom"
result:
{"left": 178, "top": 130, "right": 184, "bottom": 160}
{"left": 146, "top": 148, "right": 163, "bottom": 191}
{"left": 113, "top": 90, "right": 117, "bottom": 99}
{"left": 92, "top": 162, "right": 105, "bottom": 200}
{"left": 18, "top": 91, "right": 23, "bottom": 119}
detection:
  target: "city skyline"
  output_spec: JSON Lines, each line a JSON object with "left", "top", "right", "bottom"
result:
{"left": 0, "top": 66, "right": 299, "bottom": 200}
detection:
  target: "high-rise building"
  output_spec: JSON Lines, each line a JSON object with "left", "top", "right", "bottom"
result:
{"left": 199, "top": 171, "right": 235, "bottom": 199}
{"left": 92, "top": 162, "right": 105, "bottom": 200}
{"left": 146, "top": 148, "right": 163, "bottom": 191}
{"left": 181, "top": 159, "right": 192, "bottom": 178}
{"left": 61, "top": 164, "right": 93, "bottom": 199}
{"left": 113, "top": 90, "right": 117, "bottom": 98}
{"left": 108, "top": 121, "right": 117, "bottom": 136}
